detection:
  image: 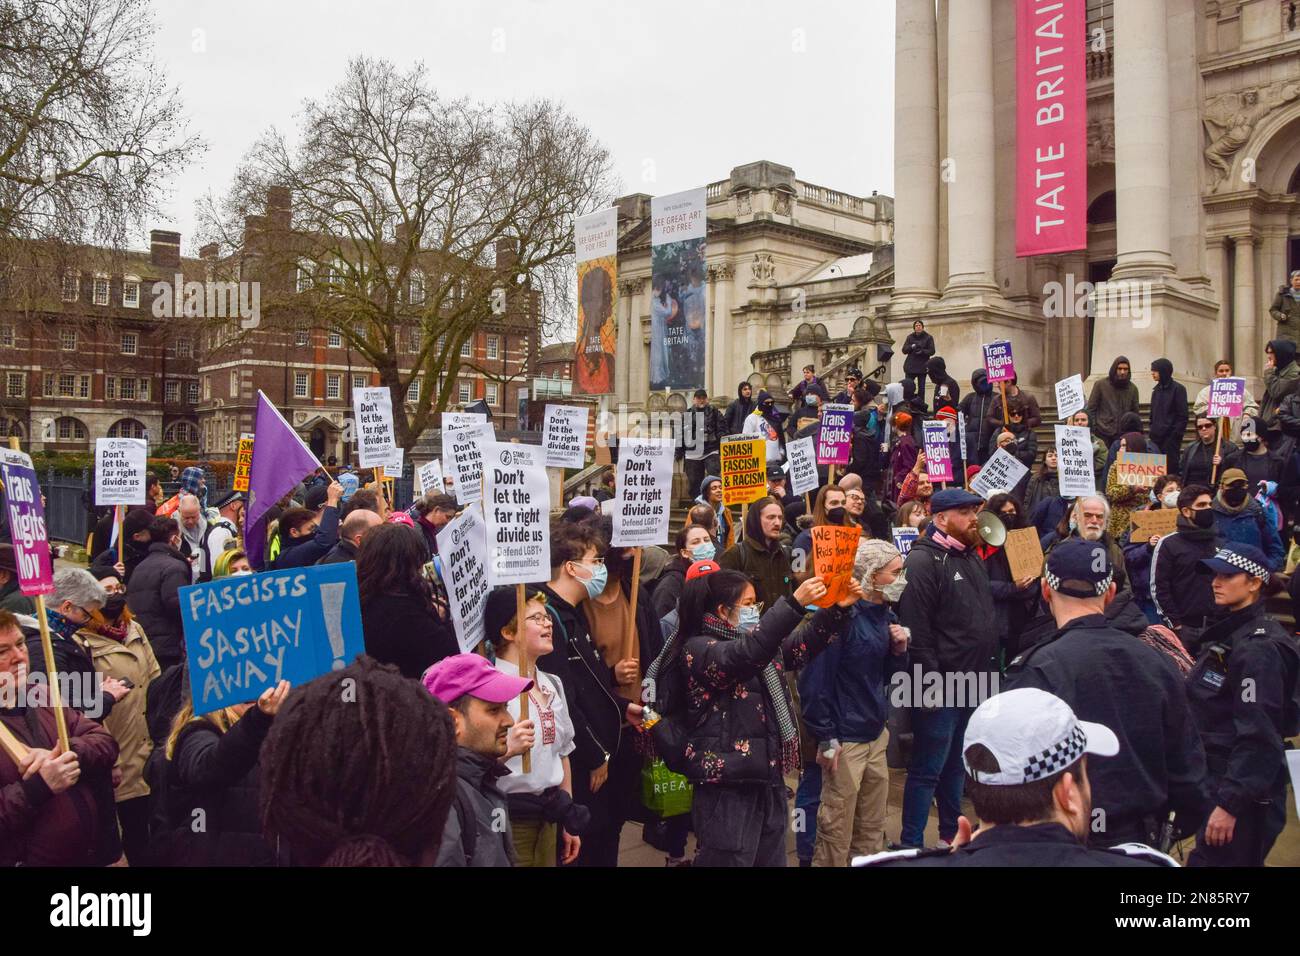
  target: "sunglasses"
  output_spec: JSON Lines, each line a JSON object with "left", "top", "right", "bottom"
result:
{"left": 1196, "top": 423, "right": 1216, "bottom": 430}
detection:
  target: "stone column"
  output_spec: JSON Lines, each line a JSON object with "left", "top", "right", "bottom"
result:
{"left": 943, "top": 0, "right": 998, "bottom": 295}
{"left": 1110, "top": 0, "right": 1175, "bottom": 280}
{"left": 893, "top": 0, "right": 940, "bottom": 302}
{"left": 1233, "top": 236, "right": 1258, "bottom": 379}
{"left": 710, "top": 264, "right": 733, "bottom": 399}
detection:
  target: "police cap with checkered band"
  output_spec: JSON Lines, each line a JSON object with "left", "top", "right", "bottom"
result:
{"left": 962, "top": 688, "right": 1119, "bottom": 786}
{"left": 1044, "top": 537, "right": 1114, "bottom": 598}
{"left": 1200, "top": 542, "right": 1271, "bottom": 582}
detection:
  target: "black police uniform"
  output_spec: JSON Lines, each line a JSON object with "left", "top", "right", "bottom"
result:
{"left": 1185, "top": 602, "right": 1300, "bottom": 867}
{"left": 856, "top": 822, "right": 1177, "bottom": 867}
{"left": 1004, "top": 614, "right": 1209, "bottom": 846}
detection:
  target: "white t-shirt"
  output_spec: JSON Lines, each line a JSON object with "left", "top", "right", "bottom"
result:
{"left": 494, "top": 660, "right": 576, "bottom": 795}
{"left": 743, "top": 410, "right": 784, "bottom": 463}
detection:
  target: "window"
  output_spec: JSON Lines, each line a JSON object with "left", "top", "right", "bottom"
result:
{"left": 0, "top": 326, "right": 13, "bottom": 347}
{"left": 485, "top": 382, "right": 498, "bottom": 406}
{"left": 59, "top": 328, "right": 76, "bottom": 351}
{"left": 294, "top": 371, "right": 309, "bottom": 398}
{"left": 409, "top": 269, "right": 425, "bottom": 304}
{"left": 352, "top": 373, "right": 367, "bottom": 392}
{"left": 121, "top": 332, "right": 138, "bottom": 355}
{"left": 78, "top": 375, "right": 90, "bottom": 398}
{"left": 437, "top": 333, "right": 447, "bottom": 353}
{"left": 42, "top": 374, "right": 53, "bottom": 397}
{"left": 295, "top": 329, "right": 310, "bottom": 347}
{"left": 165, "top": 380, "right": 179, "bottom": 404}
{"left": 326, "top": 373, "right": 341, "bottom": 399}
{"left": 108, "top": 419, "right": 145, "bottom": 439}
{"left": 230, "top": 371, "right": 239, "bottom": 396}
{"left": 120, "top": 377, "right": 136, "bottom": 401}
{"left": 202, "top": 377, "right": 211, "bottom": 401}
{"left": 166, "top": 422, "right": 198, "bottom": 445}
{"left": 0, "top": 419, "right": 23, "bottom": 439}
{"left": 55, "top": 417, "right": 86, "bottom": 441}
{"left": 105, "top": 376, "right": 115, "bottom": 399}
{"left": 486, "top": 335, "right": 499, "bottom": 360}
{"left": 93, "top": 275, "right": 109, "bottom": 306}
{"left": 458, "top": 381, "right": 471, "bottom": 404}
{"left": 296, "top": 260, "right": 314, "bottom": 293}
{"left": 58, "top": 374, "right": 75, "bottom": 397}
{"left": 122, "top": 277, "right": 140, "bottom": 308}
{"left": 328, "top": 330, "right": 342, "bottom": 348}
{"left": 407, "top": 378, "right": 420, "bottom": 403}
{"left": 6, "top": 373, "right": 23, "bottom": 398}
{"left": 460, "top": 339, "right": 472, "bottom": 358}
{"left": 61, "top": 273, "right": 78, "bottom": 302}
{"left": 187, "top": 381, "right": 200, "bottom": 404}
{"left": 175, "top": 336, "right": 192, "bottom": 358}
{"left": 138, "top": 378, "right": 149, "bottom": 401}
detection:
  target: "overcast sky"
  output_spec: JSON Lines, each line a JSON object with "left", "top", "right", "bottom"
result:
{"left": 149, "top": 0, "right": 896, "bottom": 253}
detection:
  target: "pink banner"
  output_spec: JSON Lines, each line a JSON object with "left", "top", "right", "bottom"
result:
{"left": 1015, "top": 0, "right": 1086, "bottom": 257}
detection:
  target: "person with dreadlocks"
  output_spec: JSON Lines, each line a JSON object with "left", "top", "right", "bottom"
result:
{"left": 664, "top": 568, "right": 861, "bottom": 866}
{"left": 258, "top": 657, "right": 459, "bottom": 866}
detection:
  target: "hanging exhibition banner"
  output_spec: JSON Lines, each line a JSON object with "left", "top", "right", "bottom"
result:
{"left": 649, "top": 187, "right": 708, "bottom": 391}
{"left": 574, "top": 207, "right": 619, "bottom": 396}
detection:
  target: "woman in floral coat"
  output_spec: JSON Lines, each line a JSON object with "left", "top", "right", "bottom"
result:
{"left": 668, "top": 568, "right": 859, "bottom": 866}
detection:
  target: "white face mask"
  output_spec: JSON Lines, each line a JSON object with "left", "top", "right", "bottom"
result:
{"left": 878, "top": 577, "right": 907, "bottom": 602}
{"left": 1161, "top": 491, "right": 1179, "bottom": 509}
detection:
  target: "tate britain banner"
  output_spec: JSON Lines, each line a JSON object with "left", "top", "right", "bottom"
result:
{"left": 649, "top": 187, "right": 707, "bottom": 391}
{"left": 574, "top": 207, "right": 618, "bottom": 395}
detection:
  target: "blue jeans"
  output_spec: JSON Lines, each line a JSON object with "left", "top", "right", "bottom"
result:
{"left": 900, "top": 706, "right": 972, "bottom": 848}
{"left": 794, "top": 762, "right": 822, "bottom": 862}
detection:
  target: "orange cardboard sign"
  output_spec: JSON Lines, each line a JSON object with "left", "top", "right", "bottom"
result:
{"left": 811, "top": 524, "right": 862, "bottom": 608}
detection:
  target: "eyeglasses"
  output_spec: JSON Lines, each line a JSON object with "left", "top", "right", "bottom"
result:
{"left": 523, "top": 612, "right": 550, "bottom": 626}
{"left": 1196, "top": 423, "right": 1216, "bottom": 430}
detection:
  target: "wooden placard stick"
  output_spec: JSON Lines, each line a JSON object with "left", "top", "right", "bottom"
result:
{"left": 0, "top": 719, "right": 30, "bottom": 766}
{"left": 999, "top": 380, "right": 1009, "bottom": 425}
{"left": 1211, "top": 419, "right": 1224, "bottom": 486}
{"left": 516, "top": 582, "right": 531, "bottom": 775}
{"left": 116, "top": 504, "right": 124, "bottom": 564}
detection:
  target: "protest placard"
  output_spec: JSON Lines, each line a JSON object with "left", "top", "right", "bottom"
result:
{"left": 812, "top": 525, "right": 862, "bottom": 607}
{"left": 95, "top": 437, "right": 148, "bottom": 506}
{"left": 446, "top": 421, "right": 493, "bottom": 505}
{"left": 1004, "top": 527, "right": 1045, "bottom": 581}
{"left": 1207, "top": 377, "right": 1246, "bottom": 419}
{"left": 483, "top": 442, "right": 551, "bottom": 586}
{"left": 1054, "top": 374, "right": 1086, "bottom": 420}
{"left": 719, "top": 435, "right": 767, "bottom": 506}
{"left": 437, "top": 505, "right": 490, "bottom": 653}
{"left": 233, "top": 435, "right": 254, "bottom": 492}
{"left": 970, "top": 447, "right": 1030, "bottom": 499}
{"left": 1130, "top": 508, "right": 1179, "bottom": 539}
{"left": 417, "top": 459, "right": 444, "bottom": 496}
{"left": 817, "top": 403, "right": 853, "bottom": 466}
{"left": 543, "top": 405, "right": 589, "bottom": 469}
{"left": 354, "top": 386, "right": 400, "bottom": 467}
{"left": 443, "top": 411, "right": 492, "bottom": 436}
{"left": 786, "top": 435, "right": 819, "bottom": 497}
{"left": 983, "top": 341, "right": 1016, "bottom": 384}
{"left": 892, "top": 526, "right": 919, "bottom": 557}
{"left": 383, "top": 447, "right": 405, "bottom": 479}
{"left": 1054, "top": 424, "right": 1096, "bottom": 497}
{"left": 610, "top": 436, "right": 674, "bottom": 547}
{"left": 1113, "top": 451, "right": 1166, "bottom": 488}
{"left": 0, "top": 449, "right": 52, "bottom": 596}
{"left": 923, "top": 420, "right": 953, "bottom": 483}
{"left": 181, "top": 562, "right": 365, "bottom": 716}
{"left": 958, "top": 410, "right": 968, "bottom": 463}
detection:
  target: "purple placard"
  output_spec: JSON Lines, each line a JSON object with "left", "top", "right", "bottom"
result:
{"left": 1207, "top": 377, "right": 1246, "bottom": 419}
{"left": 922, "top": 420, "right": 954, "bottom": 483}
{"left": 817, "top": 403, "right": 853, "bottom": 466}
{"left": 0, "top": 449, "right": 53, "bottom": 596}
{"left": 983, "top": 340, "right": 1016, "bottom": 384}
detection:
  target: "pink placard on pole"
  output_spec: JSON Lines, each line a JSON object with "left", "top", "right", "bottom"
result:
{"left": 0, "top": 450, "right": 53, "bottom": 596}
{"left": 1207, "top": 378, "right": 1246, "bottom": 418}
{"left": 1015, "top": 0, "right": 1087, "bottom": 257}
{"left": 923, "top": 421, "right": 954, "bottom": 483}
{"left": 983, "top": 341, "right": 1017, "bottom": 384}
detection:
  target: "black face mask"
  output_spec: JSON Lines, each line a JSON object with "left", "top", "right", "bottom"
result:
{"left": 101, "top": 593, "right": 128, "bottom": 622}
{"left": 1223, "top": 487, "right": 1249, "bottom": 507}
{"left": 826, "top": 507, "right": 846, "bottom": 524}
{"left": 1191, "top": 509, "right": 1216, "bottom": 529}
{"left": 1243, "top": 439, "right": 1261, "bottom": 451}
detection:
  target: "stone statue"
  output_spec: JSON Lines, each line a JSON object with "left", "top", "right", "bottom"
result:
{"left": 1203, "top": 82, "right": 1300, "bottom": 190}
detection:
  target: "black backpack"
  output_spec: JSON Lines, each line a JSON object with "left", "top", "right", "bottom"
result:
{"left": 642, "top": 625, "right": 693, "bottom": 775}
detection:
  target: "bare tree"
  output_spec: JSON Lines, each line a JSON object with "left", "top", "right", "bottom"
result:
{"left": 196, "top": 56, "right": 615, "bottom": 450}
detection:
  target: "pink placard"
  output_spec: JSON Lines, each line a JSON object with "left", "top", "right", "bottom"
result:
{"left": 1015, "top": 0, "right": 1087, "bottom": 257}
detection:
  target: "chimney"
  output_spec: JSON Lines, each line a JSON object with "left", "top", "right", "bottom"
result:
{"left": 199, "top": 242, "right": 219, "bottom": 260}
{"left": 495, "top": 237, "right": 518, "bottom": 273}
{"left": 267, "top": 185, "right": 291, "bottom": 229}
{"left": 150, "top": 230, "right": 181, "bottom": 269}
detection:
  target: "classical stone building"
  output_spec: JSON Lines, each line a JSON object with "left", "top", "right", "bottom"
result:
{"left": 607, "top": 161, "right": 895, "bottom": 414}
{"left": 889, "top": 0, "right": 1300, "bottom": 399}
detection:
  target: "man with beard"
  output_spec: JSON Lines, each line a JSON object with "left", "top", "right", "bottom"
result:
{"left": 1085, "top": 356, "right": 1140, "bottom": 446}
{"left": 1005, "top": 540, "right": 1209, "bottom": 848}
{"left": 896, "top": 489, "right": 998, "bottom": 850}
{"left": 1042, "top": 496, "right": 1129, "bottom": 594}
{"left": 1151, "top": 484, "right": 1222, "bottom": 653}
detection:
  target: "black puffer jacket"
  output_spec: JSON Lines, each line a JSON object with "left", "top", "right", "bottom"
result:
{"left": 1148, "top": 359, "right": 1188, "bottom": 455}
{"left": 679, "top": 596, "right": 847, "bottom": 786}
{"left": 126, "top": 542, "right": 192, "bottom": 669}
{"left": 1150, "top": 519, "right": 1220, "bottom": 632}
{"left": 959, "top": 373, "right": 996, "bottom": 466}
{"left": 902, "top": 331, "right": 935, "bottom": 376}
{"left": 898, "top": 530, "right": 998, "bottom": 678}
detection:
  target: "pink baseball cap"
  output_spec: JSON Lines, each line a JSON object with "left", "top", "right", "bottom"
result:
{"left": 422, "top": 653, "right": 532, "bottom": 704}
{"left": 387, "top": 511, "right": 415, "bottom": 527}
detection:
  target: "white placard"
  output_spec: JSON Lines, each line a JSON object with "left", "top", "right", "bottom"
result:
{"left": 436, "top": 505, "right": 490, "bottom": 653}
{"left": 958, "top": 410, "right": 968, "bottom": 462}
{"left": 353, "top": 387, "right": 401, "bottom": 468}
{"left": 786, "top": 435, "right": 820, "bottom": 498}
{"left": 483, "top": 442, "right": 551, "bottom": 586}
{"left": 94, "top": 438, "right": 148, "bottom": 506}
{"left": 446, "top": 421, "right": 493, "bottom": 505}
{"left": 442, "top": 411, "right": 492, "bottom": 436}
{"left": 970, "top": 447, "right": 1030, "bottom": 499}
{"left": 576, "top": 207, "right": 618, "bottom": 262}
{"left": 1054, "top": 374, "right": 1086, "bottom": 421}
{"left": 610, "top": 436, "right": 675, "bottom": 547}
{"left": 651, "top": 187, "right": 708, "bottom": 245}
{"left": 1054, "top": 425, "right": 1096, "bottom": 498}
{"left": 543, "top": 405, "right": 589, "bottom": 470}
{"left": 417, "top": 460, "right": 444, "bottom": 496}
{"left": 383, "top": 448, "right": 405, "bottom": 479}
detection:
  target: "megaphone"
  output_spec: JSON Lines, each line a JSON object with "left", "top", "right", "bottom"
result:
{"left": 977, "top": 510, "right": 1007, "bottom": 547}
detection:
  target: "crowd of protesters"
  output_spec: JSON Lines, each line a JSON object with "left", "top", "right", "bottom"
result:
{"left": 2, "top": 324, "right": 1298, "bottom": 871}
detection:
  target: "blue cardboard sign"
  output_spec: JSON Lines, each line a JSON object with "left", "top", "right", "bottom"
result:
{"left": 181, "top": 563, "right": 364, "bottom": 715}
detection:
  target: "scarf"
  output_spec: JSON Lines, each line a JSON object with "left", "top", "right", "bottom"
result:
{"left": 702, "top": 612, "right": 800, "bottom": 775}
{"left": 45, "top": 608, "right": 81, "bottom": 642}
{"left": 93, "top": 616, "right": 130, "bottom": 644}
{"left": 180, "top": 516, "right": 206, "bottom": 552}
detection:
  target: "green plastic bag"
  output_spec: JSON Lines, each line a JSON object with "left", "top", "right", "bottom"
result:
{"left": 641, "top": 757, "right": 693, "bottom": 818}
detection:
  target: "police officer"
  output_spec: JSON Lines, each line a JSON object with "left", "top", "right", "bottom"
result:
{"left": 1004, "top": 539, "right": 1209, "bottom": 847}
{"left": 1186, "top": 543, "right": 1300, "bottom": 867}
{"left": 855, "top": 688, "right": 1178, "bottom": 867}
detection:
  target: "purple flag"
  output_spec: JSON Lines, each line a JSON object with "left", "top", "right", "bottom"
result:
{"left": 246, "top": 391, "right": 321, "bottom": 568}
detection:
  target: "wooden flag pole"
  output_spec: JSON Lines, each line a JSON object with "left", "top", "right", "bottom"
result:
{"left": 0, "top": 718, "right": 31, "bottom": 765}
{"left": 516, "top": 582, "right": 531, "bottom": 775}
{"left": 8, "top": 435, "right": 68, "bottom": 752}
{"left": 999, "top": 381, "right": 1009, "bottom": 426}
{"left": 116, "top": 504, "right": 124, "bottom": 565}
{"left": 1211, "top": 419, "right": 1225, "bottom": 486}
{"left": 622, "top": 547, "right": 642, "bottom": 709}
{"left": 804, "top": 491, "right": 811, "bottom": 513}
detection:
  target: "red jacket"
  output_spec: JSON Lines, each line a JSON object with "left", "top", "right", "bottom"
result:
{"left": 0, "top": 705, "right": 119, "bottom": 866}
